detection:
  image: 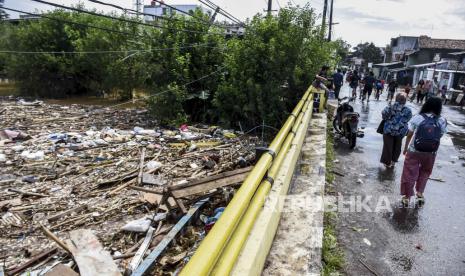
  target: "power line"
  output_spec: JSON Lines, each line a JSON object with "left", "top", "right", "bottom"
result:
{"left": 29, "top": 0, "right": 225, "bottom": 36}
{"left": 1, "top": 6, "right": 145, "bottom": 38}
{"left": 150, "top": 0, "right": 226, "bottom": 30}
{"left": 204, "top": 0, "right": 243, "bottom": 25}
{"left": 198, "top": 0, "right": 243, "bottom": 26}
{"left": 88, "top": 0, "right": 226, "bottom": 30}
{"left": 0, "top": 43, "right": 226, "bottom": 54}
{"left": 104, "top": 66, "right": 227, "bottom": 109}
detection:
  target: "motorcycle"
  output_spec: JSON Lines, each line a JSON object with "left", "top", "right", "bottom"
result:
{"left": 333, "top": 97, "right": 363, "bottom": 149}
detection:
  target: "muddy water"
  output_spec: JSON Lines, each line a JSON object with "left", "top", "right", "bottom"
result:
{"left": 0, "top": 83, "right": 146, "bottom": 109}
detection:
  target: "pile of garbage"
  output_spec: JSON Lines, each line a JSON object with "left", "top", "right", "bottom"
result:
{"left": 0, "top": 99, "right": 258, "bottom": 275}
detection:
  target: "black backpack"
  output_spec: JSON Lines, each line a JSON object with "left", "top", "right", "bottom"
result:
{"left": 413, "top": 114, "right": 442, "bottom": 152}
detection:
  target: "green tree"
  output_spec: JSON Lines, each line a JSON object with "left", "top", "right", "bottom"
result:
{"left": 352, "top": 42, "right": 383, "bottom": 66}
{"left": 214, "top": 5, "right": 336, "bottom": 128}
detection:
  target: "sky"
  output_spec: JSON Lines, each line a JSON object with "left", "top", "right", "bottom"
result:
{"left": 3, "top": 0, "right": 465, "bottom": 48}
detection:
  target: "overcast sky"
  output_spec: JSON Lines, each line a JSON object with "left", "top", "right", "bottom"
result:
{"left": 3, "top": 0, "right": 465, "bottom": 48}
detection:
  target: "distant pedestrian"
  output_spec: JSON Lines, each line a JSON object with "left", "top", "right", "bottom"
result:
{"left": 387, "top": 79, "right": 398, "bottom": 102}
{"left": 362, "top": 71, "right": 376, "bottom": 102}
{"left": 332, "top": 69, "right": 344, "bottom": 99}
{"left": 400, "top": 97, "right": 447, "bottom": 207}
{"left": 380, "top": 93, "right": 412, "bottom": 168}
{"left": 416, "top": 79, "right": 425, "bottom": 103}
{"left": 375, "top": 79, "right": 383, "bottom": 100}
{"left": 350, "top": 70, "right": 360, "bottom": 98}
{"left": 440, "top": 85, "right": 448, "bottom": 104}
{"left": 404, "top": 83, "right": 411, "bottom": 96}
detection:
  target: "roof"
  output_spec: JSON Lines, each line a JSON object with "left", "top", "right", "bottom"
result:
{"left": 410, "top": 61, "right": 448, "bottom": 68}
{"left": 389, "top": 67, "right": 412, "bottom": 72}
{"left": 373, "top": 61, "right": 403, "bottom": 67}
{"left": 418, "top": 36, "right": 465, "bottom": 50}
{"left": 449, "top": 51, "right": 465, "bottom": 56}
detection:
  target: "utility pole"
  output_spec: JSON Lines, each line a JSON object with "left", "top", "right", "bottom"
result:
{"left": 327, "top": 0, "right": 334, "bottom": 41}
{"left": 322, "top": 0, "right": 328, "bottom": 29}
{"left": 267, "top": 0, "right": 272, "bottom": 16}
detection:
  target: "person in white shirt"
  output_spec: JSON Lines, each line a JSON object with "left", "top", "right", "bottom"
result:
{"left": 400, "top": 97, "right": 447, "bottom": 207}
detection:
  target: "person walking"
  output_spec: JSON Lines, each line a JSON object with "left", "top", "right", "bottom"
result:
{"left": 440, "top": 85, "right": 448, "bottom": 104}
{"left": 380, "top": 93, "right": 412, "bottom": 168}
{"left": 362, "top": 71, "right": 376, "bottom": 102}
{"left": 404, "top": 83, "right": 412, "bottom": 97}
{"left": 420, "top": 80, "right": 431, "bottom": 103}
{"left": 387, "top": 79, "right": 398, "bottom": 102}
{"left": 350, "top": 70, "right": 360, "bottom": 98}
{"left": 415, "top": 79, "right": 425, "bottom": 103}
{"left": 400, "top": 97, "right": 447, "bottom": 207}
{"left": 375, "top": 79, "right": 383, "bottom": 100}
{"left": 332, "top": 69, "right": 344, "bottom": 99}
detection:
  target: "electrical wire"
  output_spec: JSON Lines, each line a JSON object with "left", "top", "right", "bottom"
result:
{"left": 102, "top": 66, "right": 227, "bottom": 109}
{"left": 1, "top": 6, "right": 145, "bottom": 38}
{"left": 0, "top": 43, "right": 226, "bottom": 54}
{"left": 199, "top": 0, "right": 244, "bottom": 26}
{"left": 88, "top": 0, "right": 227, "bottom": 30}
{"left": 149, "top": 0, "right": 227, "bottom": 30}
{"left": 28, "top": 0, "right": 225, "bottom": 36}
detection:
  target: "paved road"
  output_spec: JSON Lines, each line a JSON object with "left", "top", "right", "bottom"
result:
{"left": 331, "top": 85, "right": 465, "bottom": 275}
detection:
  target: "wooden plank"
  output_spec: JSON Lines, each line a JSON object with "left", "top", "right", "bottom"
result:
{"left": 47, "top": 204, "right": 88, "bottom": 222}
{"left": 66, "top": 229, "right": 121, "bottom": 276}
{"left": 6, "top": 247, "right": 57, "bottom": 275}
{"left": 170, "top": 166, "right": 252, "bottom": 191}
{"left": 137, "top": 148, "right": 146, "bottom": 185}
{"left": 44, "top": 264, "right": 79, "bottom": 276}
{"left": 126, "top": 227, "right": 155, "bottom": 275}
{"left": 132, "top": 198, "right": 209, "bottom": 276}
{"left": 171, "top": 172, "right": 248, "bottom": 198}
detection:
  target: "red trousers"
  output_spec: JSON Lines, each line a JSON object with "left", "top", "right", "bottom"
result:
{"left": 400, "top": 151, "right": 436, "bottom": 197}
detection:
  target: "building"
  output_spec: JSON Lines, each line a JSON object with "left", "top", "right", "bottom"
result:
{"left": 389, "top": 36, "right": 418, "bottom": 62}
{"left": 384, "top": 35, "right": 465, "bottom": 87}
{"left": 143, "top": 1, "right": 211, "bottom": 21}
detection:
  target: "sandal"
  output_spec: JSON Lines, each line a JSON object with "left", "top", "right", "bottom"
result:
{"left": 416, "top": 195, "right": 425, "bottom": 207}
{"left": 401, "top": 196, "right": 409, "bottom": 208}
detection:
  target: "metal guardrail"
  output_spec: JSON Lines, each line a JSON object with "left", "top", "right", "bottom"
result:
{"left": 179, "top": 86, "right": 316, "bottom": 276}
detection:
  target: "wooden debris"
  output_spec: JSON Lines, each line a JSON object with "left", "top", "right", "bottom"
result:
{"left": 39, "top": 223, "right": 72, "bottom": 254}
{"left": 137, "top": 148, "right": 146, "bottom": 185}
{"left": 46, "top": 204, "right": 88, "bottom": 222}
{"left": 132, "top": 198, "right": 209, "bottom": 276}
{"left": 126, "top": 227, "right": 155, "bottom": 275}
{"left": 44, "top": 264, "right": 79, "bottom": 276}
{"left": 6, "top": 247, "right": 58, "bottom": 275}
{"left": 170, "top": 166, "right": 252, "bottom": 198}
{"left": 7, "top": 188, "right": 48, "bottom": 198}
{"left": 66, "top": 229, "right": 121, "bottom": 276}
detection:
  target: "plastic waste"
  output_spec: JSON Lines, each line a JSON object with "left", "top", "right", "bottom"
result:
{"left": 22, "top": 175, "right": 37, "bottom": 183}
{"left": 0, "top": 153, "right": 6, "bottom": 162}
{"left": 146, "top": 161, "right": 162, "bottom": 170}
{"left": 121, "top": 216, "right": 152, "bottom": 233}
{"left": 223, "top": 132, "right": 237, "bottom": 139}
{"left": 48, "top": 133, "right": 68, "bottom": 141}
{"left": 205, "top": 207, "right": 225, "bottom": 233}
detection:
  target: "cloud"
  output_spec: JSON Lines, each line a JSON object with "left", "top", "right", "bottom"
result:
{"left": 335, "top": 7, "right": 394, "bottom": 23}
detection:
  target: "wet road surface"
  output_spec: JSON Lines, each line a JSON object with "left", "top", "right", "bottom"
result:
{"left": 331, "top": 85, "right": 465, "bottom": 275}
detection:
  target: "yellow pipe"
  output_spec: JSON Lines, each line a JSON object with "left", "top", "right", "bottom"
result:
{"left": 210, "top": 95, "right": 313, "bottom": 276}
{"left": 180, "top": 91, "right": 310, "bottom": 276}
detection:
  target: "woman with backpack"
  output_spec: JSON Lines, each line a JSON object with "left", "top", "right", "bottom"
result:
{"left": 380, "top": 93, "right": 412, "bottom": 168}
{"left": 400, "top": 97, "right": 447, "bottom": 207}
